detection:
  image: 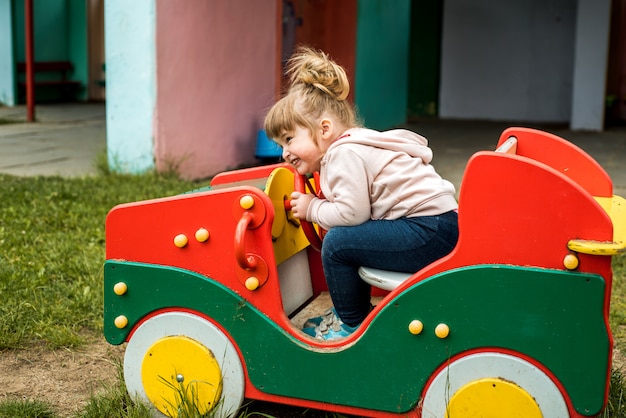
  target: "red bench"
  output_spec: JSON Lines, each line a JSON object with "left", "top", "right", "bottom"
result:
{"left": 17, "top": 61, "right": 82, "bottom": 102}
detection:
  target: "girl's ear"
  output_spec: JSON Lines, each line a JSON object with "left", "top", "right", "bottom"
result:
{"left": 319, "top": 118, "right": 333, "bottom": 141}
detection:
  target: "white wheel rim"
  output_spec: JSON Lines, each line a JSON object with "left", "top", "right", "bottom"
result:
{"left": 124, "top": 312, "right": 245, "bottom": 417}
{"left": 421, "top": 352, "right": 568, "bottom": 417}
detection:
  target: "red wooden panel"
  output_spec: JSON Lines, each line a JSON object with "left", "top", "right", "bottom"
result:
{"left": 497, "top": 127, "right": 613, "bottom": 197}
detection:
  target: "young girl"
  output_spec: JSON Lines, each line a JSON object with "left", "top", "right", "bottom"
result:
{"left": 264, "top": 47, "right": 459, "bottom": 341}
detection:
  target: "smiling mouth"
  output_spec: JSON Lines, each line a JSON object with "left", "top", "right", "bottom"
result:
{"left": 289, "top": 158, "right": 301, "bottom": 167}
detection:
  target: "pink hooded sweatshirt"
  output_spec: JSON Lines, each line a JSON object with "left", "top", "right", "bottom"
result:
{"left": 306, "top": 127, "right": 458, "bottom": 230}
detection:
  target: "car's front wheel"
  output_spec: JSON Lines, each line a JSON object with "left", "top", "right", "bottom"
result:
{"left": 123, "top": 311, "right": 245, "bottom": 417}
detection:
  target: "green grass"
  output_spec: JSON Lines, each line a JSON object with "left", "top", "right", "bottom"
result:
{"left": 0, "top": 172, "right": 203, "bottom": 349}
{"left": 0, "top": 399, "right": 58, "bottom": 418}
{"left": 604, "top": 368, "right": 626, "bottom": 418}
{"left": 611, "top": 252, "right": 626, "bottom": 347}
{"left": 609, "top": 253, "right": 626, "bottom": 418}
{"left": 0, "top": 169, "right": 625, "bottom": 417}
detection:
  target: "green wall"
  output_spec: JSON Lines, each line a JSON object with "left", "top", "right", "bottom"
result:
{"left": 13, "top": 0, "right": 68, "bottom": 62}
{"left": 11, "top": 0, "right": 87, "bottom": 101}
{"left": 68, "top": 0, "right": 88, "bottom": 98}
{"left": 355, "top": 0, "right": 411, "bottom": 130}
{"left": 0, "top": 0, "right": 14, "bottom": 105}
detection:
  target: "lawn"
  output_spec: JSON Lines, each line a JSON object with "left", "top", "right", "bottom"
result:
{"left": 0, "top": 172, "right": 203, "bottom": 350}
{"left": 0, "top": 170, "right": 625, "bottom": 417}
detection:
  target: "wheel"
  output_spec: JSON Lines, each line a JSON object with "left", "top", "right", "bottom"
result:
{"left": 293, "top": 173, "right": 323, "bottom": 251}
{"left": 420, "top": 352, "right": 568, "bottom": 417}
{"left": 124, "top": 312, "right": 245, "bottom": 418}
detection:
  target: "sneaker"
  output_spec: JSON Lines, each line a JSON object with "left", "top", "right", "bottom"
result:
{"left": 302, "top": 311, "right": 359, "bottom": 341}
{"left": 303, "top": 307, "right": 338, "bottom": 329}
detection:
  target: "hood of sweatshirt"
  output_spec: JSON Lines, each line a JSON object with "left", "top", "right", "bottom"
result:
{"left": 328, "top": 127, "right": 433, "bottom": 164}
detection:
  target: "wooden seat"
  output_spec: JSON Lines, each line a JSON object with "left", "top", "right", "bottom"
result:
{"left": 358, "top": 267, "right": 411, "bottom": 291}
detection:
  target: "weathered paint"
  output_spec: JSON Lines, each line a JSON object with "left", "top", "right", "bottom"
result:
{"left": 105, "top": 0, "right": 156, "bottom": 173}
{"left": 104, "top": 261, "right": 610, "bottom": 415}
{"left": 104, "top": 127, "right": 618, "bottom": 416}
{"left": 154, "top": 0, "right": 277, "bottom": 180}
{"left": 0, "top": 0, "right": 14, "bottom": 105}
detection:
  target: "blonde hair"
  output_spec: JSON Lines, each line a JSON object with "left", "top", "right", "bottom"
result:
{"left": 264, "top": 47, "right": 357, "bottom": 141}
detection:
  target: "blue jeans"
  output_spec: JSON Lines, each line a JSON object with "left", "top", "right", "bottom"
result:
{"left": 321, "top": 211, "right": 459, "bottom": 327}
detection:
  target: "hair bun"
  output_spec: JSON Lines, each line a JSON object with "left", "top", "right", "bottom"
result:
{"left": 286, "top": 47, "right": 350, "bottom": 101}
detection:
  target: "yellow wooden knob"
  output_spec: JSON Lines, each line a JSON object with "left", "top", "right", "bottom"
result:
{"left": 195, "top": 228, "right": 210, "bottom": 242}
{"left": 113, "top": 282, "right": 128, "bottom": 296}
{"left": 435, "top": 323, "right": 450, "bottom": 339}
{"left": 408, "top": 320, "right": 424, "bottom": 335}
{"left": 114, "top": 315, "right": 128, "bottom": 329}
{"left": 240, "top": 195, "right": 255, "bottom": 210}
{"left": 245, "top": 276, "right": 260, "bottom": 291}
{"left": 563, "top": 253, "right": 579, "bottom": 270}
{"left": 174, "top": 234, "right": 188, "bottom": 248}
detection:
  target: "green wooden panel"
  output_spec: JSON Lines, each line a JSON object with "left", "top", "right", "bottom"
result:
{"left": 105, "top": 261, "right": 610, "bottom": 415}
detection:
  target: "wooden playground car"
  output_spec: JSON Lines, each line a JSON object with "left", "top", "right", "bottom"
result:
{"left": 104, "top": 127, "right": 625, "bottom": 417}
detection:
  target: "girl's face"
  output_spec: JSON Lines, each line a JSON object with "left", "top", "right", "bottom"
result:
{"left": 278, "top": 125, "right": 323, "bottom": 174}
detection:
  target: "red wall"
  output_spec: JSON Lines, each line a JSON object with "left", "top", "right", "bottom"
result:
{"left": 155, "top": 0, "right": 278, "bottom": 180}
{"left": 288, "top": 0, "right": 357, "bottom": 101}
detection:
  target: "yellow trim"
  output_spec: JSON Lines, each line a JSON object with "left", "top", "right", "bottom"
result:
{"left": 265, "top": 168, "right": 310, "bottom": 264}
{"left": 568, "top": 195, "right": 626, "bottom": 255}
{"left": 446, "top": 378, "right": 542, "bottom": 418}
{"left": 142, "top": 336, "right": 222, "bottom": 417}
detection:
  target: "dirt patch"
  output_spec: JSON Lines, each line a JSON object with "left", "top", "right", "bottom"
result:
{"left": 0, "top": 337, "right": 125, "bottom": 418}
{"left": 615, "top": 346, "right": 625, "bottom": 371}
{"left": 0, "top": 292, "right": 339, "bottom": 418}
{"left": 0, "top": 336, "right": 347, "bottom": 418}
{"left": 1, "top": 322, "right": 622, "bottom": 418}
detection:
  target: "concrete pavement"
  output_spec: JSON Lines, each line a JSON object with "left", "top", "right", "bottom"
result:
{"left": 0, "top": 102, "right": 625, "bottom": 196}
{"left": 403, "top": 118, "right": 626, "bottom": 197}
{"left": 0, "top": 103, "right": 106, "bottom": 177}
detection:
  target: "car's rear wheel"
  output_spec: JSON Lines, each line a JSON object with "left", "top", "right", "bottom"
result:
{"left": 420, "top": 352, "right": 568, "bottom": 417}
{"left": 123, "top": 312, "right": 245, "bottom": 417}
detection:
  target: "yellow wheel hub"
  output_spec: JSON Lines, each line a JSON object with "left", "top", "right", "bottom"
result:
{"left": 446, "top": 378, "right": 542, "bottom": 418}
{"left": 142, "top": 336, "right": 222, "bottom": 417}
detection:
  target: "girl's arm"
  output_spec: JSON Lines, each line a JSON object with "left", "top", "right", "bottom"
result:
{"left": 306, "top": 148, "right": 371, "bottom": 229}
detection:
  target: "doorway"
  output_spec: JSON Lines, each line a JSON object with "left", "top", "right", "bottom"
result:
{"left": 280, "top": 0, "right": 357, "bottom": 100}
{"left": 606, "top": 0, "right": 626, "bottom": 125}
{"left": 407, "top": 0, "right": 442, "bottom": 120}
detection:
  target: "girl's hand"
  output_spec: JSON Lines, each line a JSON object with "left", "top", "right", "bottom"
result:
{"left": 290, "top": 191, "right": 315, "bottom": 220}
